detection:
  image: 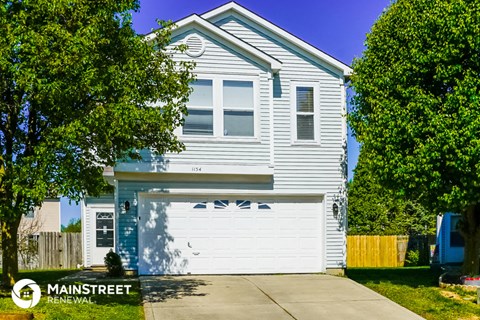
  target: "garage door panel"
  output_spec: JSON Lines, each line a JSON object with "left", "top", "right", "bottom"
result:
{"left": 257, "top": 217, "right": 276, "bottom": 230}
{"left": 138, "top": 196, "right": 323, "bottom": 275}
{"left": 168, "top": 217, "right": 189, "bottom": 229}
{"left": 236, "top": 257, "right": 255, "bottom": 270}
{"left": 233, "top": 236, "right": 255, "bottom": 251}
{"left": 211, "top": 237, "right": 233, "bottom": 250}
{"left": 298, "top": 218, "right": 318, "bottom": 230}
{"left": 300, "top": 237, "right": 318, "bottom": 249}
{"left": 189, "top": 217, "right": 210, "bottom": 228}
{"left": 278, "top": 217, "right": 297, "bottom": 230}
{"left": 210, "top": 217, "right": 232, "bottom": 230}
{"left": 234, "top": 217, "right": 254, "bottom": 229}
{"left": 257, "top": 237, "right": 276, "bottom": 250}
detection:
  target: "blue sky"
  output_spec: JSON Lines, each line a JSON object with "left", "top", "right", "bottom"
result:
{"left": 61, "top": 0, "right": 391, "bottom": 225}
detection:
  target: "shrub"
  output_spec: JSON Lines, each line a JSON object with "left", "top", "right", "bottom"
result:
{"left": 104, "top": 250, "right": 124, "bottom": 277}
{"left": 405, "top": 249, "right": 420, "bottom": 267}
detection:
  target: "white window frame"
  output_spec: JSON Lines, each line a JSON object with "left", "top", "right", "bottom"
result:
{"left": 179, "top": 74, "right": 260, "bottom": 142}
{"left": 290, "top": 81, "right": 320, "bottom": 144}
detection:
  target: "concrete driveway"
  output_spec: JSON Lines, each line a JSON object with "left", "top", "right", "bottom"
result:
{"left": 140, "top": 274, "right": 423, "bottom": 320}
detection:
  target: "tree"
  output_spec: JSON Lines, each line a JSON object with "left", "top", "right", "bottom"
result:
{"left": 0, "top": 0, "right": 195, "bottom": 286}
{"left": 348, "top": 150, "right": 436, "bottom": 236}
{"left": 61, "top": 218, "right": 81, "bottom": 233}
{"left": 349, "top": 0, "right": 480, "bottom": 274}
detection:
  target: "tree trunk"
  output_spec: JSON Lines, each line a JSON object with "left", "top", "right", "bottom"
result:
{"left": 461, "top": 204, "right": 480, "bottom": 275}
{"left": 1, "top": 217, "right": 21, "bottom": 287}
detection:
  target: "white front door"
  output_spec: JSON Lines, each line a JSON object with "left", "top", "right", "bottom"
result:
{"left": 138, "top": 195, "right": 323, "bottom": 275}
{"left": 90, "top": 209, "right": 115, "bottom": 265}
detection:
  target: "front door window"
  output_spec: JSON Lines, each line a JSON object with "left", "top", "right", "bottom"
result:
{"left": 96, "top": 212, "right": 114, "bottom": 247}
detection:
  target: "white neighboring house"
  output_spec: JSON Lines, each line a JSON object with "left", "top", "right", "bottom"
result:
{"left": 19, "top": 198, "right": 61, "bottom": 235}
{"left": 82, "top": 2, "right": 351, "bottom": 275}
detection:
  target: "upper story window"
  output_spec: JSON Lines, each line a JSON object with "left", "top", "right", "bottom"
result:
{"left": 183, "top": 79, "right": 213, "bottom": 136}
{"left": 223, "top": 81, "right": 254, "bottom": 137}
{"left": 291, "top": 82, "right": 320, "bottom": 143}
{"left": 183, "top": 77, "right": 256, "bottom": 138}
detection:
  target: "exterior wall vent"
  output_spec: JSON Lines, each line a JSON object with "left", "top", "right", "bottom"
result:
{"left": 185, "top": 34, "right": 205, "bottom": 57}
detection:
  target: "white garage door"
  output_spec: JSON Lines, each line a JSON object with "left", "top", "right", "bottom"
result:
{"left": 138, "top": 195, "right": 323, "bottom": 275}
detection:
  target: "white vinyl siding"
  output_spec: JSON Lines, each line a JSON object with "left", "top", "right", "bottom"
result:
{"left": 213, "top": 16, "right": 346, "bottom": 270}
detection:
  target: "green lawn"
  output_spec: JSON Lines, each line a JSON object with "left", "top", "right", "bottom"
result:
{"left": 0, "top": 270, "right": 144, "bottom": 320}
{"left": 347, "top": 267, "right": 480, "bottom": 320}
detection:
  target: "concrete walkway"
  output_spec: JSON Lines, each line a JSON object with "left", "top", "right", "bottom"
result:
{"left": 140, "top": 274, "right": 424, "bottom": 320}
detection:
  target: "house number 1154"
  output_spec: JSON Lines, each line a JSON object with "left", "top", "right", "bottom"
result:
{"left": 192, "top": 167, "right": 202, "bottom": 172}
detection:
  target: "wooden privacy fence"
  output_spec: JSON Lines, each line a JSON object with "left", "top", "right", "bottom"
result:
{"left": 347, "top": 235, "right": 409, "bottom": 267}
{"left": 38, "top": 232, "right": 82, "bottom": 269}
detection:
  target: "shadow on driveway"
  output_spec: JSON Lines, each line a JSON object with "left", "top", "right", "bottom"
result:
{"left": 140, "top": 276, "right": 209, "bottom": 303}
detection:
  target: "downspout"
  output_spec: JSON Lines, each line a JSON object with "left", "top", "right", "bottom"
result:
{"left": 114, "top": 178, "right": 119, "bottom": 257}
{"left": 340, "top": 77, "right": 348, "bottom": 268}
{"left": 80, "top": 199, "right": 88, "bottom": 267}
{"left": 268, "top": 71, "right": 275, "bottom": 168}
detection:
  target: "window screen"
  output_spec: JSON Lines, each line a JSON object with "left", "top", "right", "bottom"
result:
{"left": 296, "top": 87, "right": 315, "bottom": 141}
{"left": 223, "top": 81, "right": 254, "bottom": 137}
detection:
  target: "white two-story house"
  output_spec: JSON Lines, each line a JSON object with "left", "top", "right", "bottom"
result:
{"left": 82, "top": 2, "right": 351, "bottom": 275}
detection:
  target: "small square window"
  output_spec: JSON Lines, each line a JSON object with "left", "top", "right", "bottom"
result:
{"left": 96, "top": 230, "right": 114, "bottom": 247}
{"left": 193, "top": 201, "right": 207, "bottom": 209}
{"left": 183, "top": 109, "right": 213, "bottom": 136}
{"left": 296, "top": 87, "right": 314, "bottom": 112}
{"left": 214, "top": 200, "right": 229, "bottom": 209}
{"left": 189, "top": 80, "right": 213, "bottom": 107}
{"left": 223, "top": 81, "right": 253, "bottom": 109}
{"left": 224, "top": 111, "right": 254, "bottom": 136}
{"left": 236, "top": 200, "right": 251, "bottom": 210}
{"left": 296, "top": 115, "right": 314, "bottom": 140}
{"left": 258, "top": 202, "right": 271, "bottom": 210}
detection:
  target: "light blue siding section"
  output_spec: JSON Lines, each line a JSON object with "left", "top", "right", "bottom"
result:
{"left": 117, "top": 208, "right": 138, "bottom": 269}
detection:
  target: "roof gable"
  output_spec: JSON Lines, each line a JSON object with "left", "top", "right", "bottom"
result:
{"left": 145, "top": 14, "right": 282, "bottom": 73}
{"left": 201, "top": 2, "right": 352, "bottom": 77}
